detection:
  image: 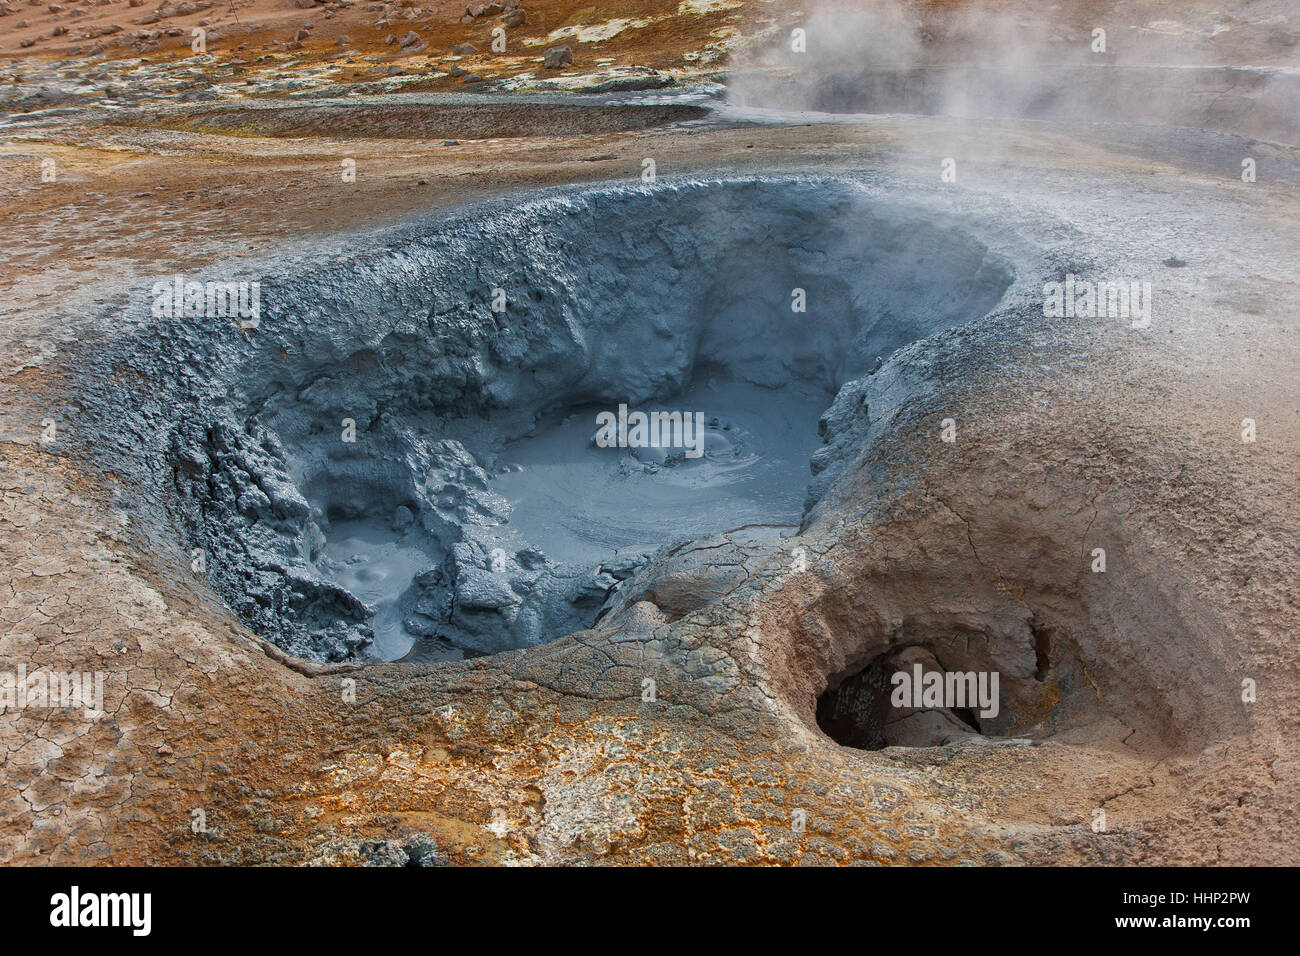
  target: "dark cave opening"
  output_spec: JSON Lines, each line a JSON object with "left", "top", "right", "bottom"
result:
{"left": 816, "top": 645, "right": 999, "bottom": 750}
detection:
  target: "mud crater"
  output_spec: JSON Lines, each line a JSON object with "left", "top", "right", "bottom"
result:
{"left": 87, "top": 178, "right": 1013, "bottom": 663}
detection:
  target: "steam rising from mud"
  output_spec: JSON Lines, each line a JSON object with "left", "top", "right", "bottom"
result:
{"left": 725, "top": 0, "right": 1300, "bottom": 144}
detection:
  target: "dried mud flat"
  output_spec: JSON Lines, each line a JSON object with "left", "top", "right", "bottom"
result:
{"left": 1, "top": 1, "right": 1299, "bottom": 867}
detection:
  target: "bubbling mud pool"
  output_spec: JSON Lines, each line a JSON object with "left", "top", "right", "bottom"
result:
{"left": 323, "top": 375, "right": 829, "bottom": 662}
{"left": 493, "top": 377, "right": 830, "bottom": 567}
{"left": 89, "top": 177, "right": 1014, "bottom": 663}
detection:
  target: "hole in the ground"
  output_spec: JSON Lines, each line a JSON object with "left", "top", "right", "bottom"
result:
{"left": 807, "top": 591, "right": 1248, "bottom": 756}
{"left": 1033, "top": 625, "right": 1051, "bottom": 682}
{"left": 135, "top": 179, "right": 1012, "bottom": 662}
{"left": 817, "top": 645, "right": 1006, "bottom": 750}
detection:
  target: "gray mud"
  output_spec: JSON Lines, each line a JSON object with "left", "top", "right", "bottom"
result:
{"left": 68, "top": 177, "right": 1014, "bottom": 662}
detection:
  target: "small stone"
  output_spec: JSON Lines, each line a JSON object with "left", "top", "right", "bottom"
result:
{"left": 452, "top": 41, "right": 477, "bottom": 55}
{"left": 503, "top": 7, "right": 524, "bottom": 27}
{"left": 517, "top": 547, "right": 548, "bottom": 570}
{"left": 404, "top": 834, "right": 447, "bottom": 867}
{"left": 543, "top": 44, "right": 572, "bottom": 69}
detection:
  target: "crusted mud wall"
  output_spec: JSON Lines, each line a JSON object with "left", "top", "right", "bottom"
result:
{"left": 72, "top": 178, "right": 1011, "bottom": 663}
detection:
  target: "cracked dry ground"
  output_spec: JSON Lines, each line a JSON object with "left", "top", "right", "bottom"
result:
{"left": 1, "top": 114, "right": 1298, "bottom": 866}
